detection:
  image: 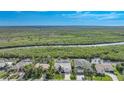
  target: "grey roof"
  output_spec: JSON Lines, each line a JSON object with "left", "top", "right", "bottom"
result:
{"left": 55, "top": 59, "right": 71, "bottom": 73}
{"left": 0, "top": 63, "right": 6, "bottom": 68}
{"left": 56, "top": 59, "right": 70, "bottom": 63}
{"left": 76, "top": 69, "right": 84, "bottom": 74}
{"left": 91, "top": 58, "right": 103, "bottom": 64}
{"left": 74, "top": 59, "right": 91, "bottom": 69}
{"left": 12, "top": 59, "right": 32, "bottom": 69}
{"left": 19, "top": 58, "right": 32, "bottom": 63}
{"left": 0, "top": 58, "right": 17, "bottom": 66}
{"left": 0, "top": 58, "right": 17, "bottom": 63}
{"left": 74, "top": 59, "right": 92, "bottom": 74}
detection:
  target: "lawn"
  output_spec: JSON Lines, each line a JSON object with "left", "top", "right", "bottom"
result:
{"left": 0, "top": 71, "right": 8, "bottom": 79}
{"left": 93, "top": 75, "right": 112, "bottom": 81}
{"left": 54, "top": 74, "right": 64, "bottom": 80}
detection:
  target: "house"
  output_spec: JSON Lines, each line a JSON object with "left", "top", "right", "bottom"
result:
{"left": 95, "top": 64, "right": 105, "bottom": 75}
{"left": 19, "top": 58, "right": 32, "bottom": 63}
{"left": 74, "top": 59, "right": 92, "bottom": 75}
{"left": 95, "top": 63, "right": 114, "bottom": 75}
{"left": 0, "top": 58, "right": 16, "bottom": 67}
{"left": 55, "top": 59, "right": 71, "bottom": 74}
{"left": 103, "top": 63, "right": 114, "bottom": 73}
{"left": 0, "top": 62, "right": 7, "bottom": 71}
{"left": 12, "top": 59, "right": 32, "bottom": 72}
{"left": 35, "top": 63, "right": 50, "bottom": 70}
{"left": 91, "top": 58, "right": 103, "bottom": 64}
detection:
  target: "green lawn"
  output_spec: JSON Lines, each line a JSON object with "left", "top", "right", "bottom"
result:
{"left": 54, "top": 74, "right": 64, "bottom": 80}
{"left": 93, "top": 75, "right": 112, "bottom": 81}
{"left": 0, "top": 71, "right": 8, "bottom": 79}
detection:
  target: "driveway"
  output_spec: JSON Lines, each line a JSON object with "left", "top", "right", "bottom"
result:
{"left": 76, "top": 75, "right": 84, "bottom": 81}
{"left": 105, "top": 72, "right": 118, "bottom": 81}
{"left": 64, "top": 74, "right": 70, "bottom": 80}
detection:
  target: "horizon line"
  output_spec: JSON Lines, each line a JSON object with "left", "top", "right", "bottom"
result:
{"left": 0, "top": 25, "right": 124, "bottom": 27}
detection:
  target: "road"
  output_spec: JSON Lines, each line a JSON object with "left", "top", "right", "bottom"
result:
{"left": 105, "top": 72, "right": 118, "bottom": 81}
{"left": 0, "top": 42, "right": 124, "bottom": 50}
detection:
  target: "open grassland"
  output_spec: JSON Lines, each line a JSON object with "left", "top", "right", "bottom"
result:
{"left": 0, "top": 45, "right": 124, "bottom": 61}
{"left": 0, "top": 26, "right": 124, "bottom": 47}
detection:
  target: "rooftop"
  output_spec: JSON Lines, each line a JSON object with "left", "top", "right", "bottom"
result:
{"left": 35, "top": 63, "right": 50, "bottom": 70}
{"left": 55, "top": 61, "right": 71, "bottom": 73}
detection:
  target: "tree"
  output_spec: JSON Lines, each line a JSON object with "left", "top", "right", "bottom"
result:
{"left": 84, "top": 68, "right": 93, "bottom": 80}
{"left": 70, "top": 60, "right": 76, "bottom": 80}
{"left": 24, "top": 64, "right": 43, "bottom": 80}
{"left": 116, "top": 63, "right": 124, "bottom": 74}
{"left": 45, "top": 61, "right": 55, "bottom": 80}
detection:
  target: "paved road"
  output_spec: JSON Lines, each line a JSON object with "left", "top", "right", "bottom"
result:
{"left": 0, "top": 42, "right": 124, "bottom": 50}
{"left": 105, "top": 72, "right": 118, "bottom": 81}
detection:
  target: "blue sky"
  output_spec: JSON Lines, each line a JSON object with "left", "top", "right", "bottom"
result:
{"left": 0, "top": 11, "right": 124, "bottom": 26}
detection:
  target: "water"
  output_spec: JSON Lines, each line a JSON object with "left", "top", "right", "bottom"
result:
{"left": 0, "top": 42, "right": 124, "bottom": 50}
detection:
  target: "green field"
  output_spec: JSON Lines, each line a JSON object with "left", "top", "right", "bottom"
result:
{"left": 0, "top": 26, "right": 124, "bottom": 47}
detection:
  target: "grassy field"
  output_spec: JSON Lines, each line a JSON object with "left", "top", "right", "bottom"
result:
{"left": 0, "top": 26, "right": 124, "bottom": 47}
{"left": 0, "top": 45, "right": 124, "bottom": 61}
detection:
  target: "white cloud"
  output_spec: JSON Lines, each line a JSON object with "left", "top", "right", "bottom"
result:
{"left": 61, "top": 12, "right": 124, "bottom": 20}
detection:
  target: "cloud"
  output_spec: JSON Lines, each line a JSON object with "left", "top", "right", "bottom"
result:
{"left": 61, "top": 12, "right": 124, "bottom": 20}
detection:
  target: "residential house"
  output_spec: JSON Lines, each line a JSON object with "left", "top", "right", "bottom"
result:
{"left": 12, "top": 59, "right": 32, "bottom": 72}
{"left": 103, "top": 63, "right": 114, "bottom": 73}
{"left": 0, "top": 62, "right": 7, "bottom": 71}
{"left": 35, "top": 63, "right": 50, "bottom": 70}
{"left": 55, "top": 59, "right": 71, "bottom": 74}
{"left": 0, "top": 58, "right": 17, "bottom": 67}
{"left": 95, "top": 63, "right": 114, "bottom": 75}
{"left": 91, "top": 58, "right": 103, "bottom": 64}
{"left": 74, "top": 59, "right": 92, "bottom": 75}
{"left": 95, "top": 64, "right": 105, "bottom": 75}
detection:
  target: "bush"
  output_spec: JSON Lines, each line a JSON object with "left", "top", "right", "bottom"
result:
{"left": 116, "top": 63, "right": 124, "bottom": 74}
{"left": 70, "top": 74, "right": 76, "bottom": 80}
{"left": 24, "top": 64, "right": 43, "bottom": 80}
{"left": 0, "top": 71, "right": 8, "bottom": 79}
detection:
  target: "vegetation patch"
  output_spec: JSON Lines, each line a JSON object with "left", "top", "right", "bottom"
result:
{"left": 0, "top": 45, "right": 124, "bottom": 61}
{"left": 93, "top": 75, "right": 112, "bottom": 81}
{"left": 0, "top": 71, "right": 8, "bottom": 79}
{"left": 0, "top": 26, "right": 124, "bottom": 47}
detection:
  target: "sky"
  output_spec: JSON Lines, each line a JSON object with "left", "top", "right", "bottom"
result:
{"left": 0, "top": 11, "right": 124, "bottom": 26}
